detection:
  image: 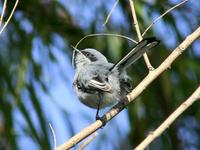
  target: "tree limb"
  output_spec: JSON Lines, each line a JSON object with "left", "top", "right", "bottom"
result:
{"left": 77, "top": 132, "right": 98, "bottom": 150}
{"left": 0, "top": 0, "right": 7, "bottom": 27}
{"left": 128, "top": 0, "right": 153, "bottom": 70}
{"left": 49, "top": 123, "right": 57, "bottom": 150}
{"left": 0, "top": 0, "right": 19, "bottom": 36}
{"left": 142, "top": 0, "right": 189, "bottom": 36}
{"left": 135, "top": 86, "right": 200, "bottom": 150}
{"left": 103, "top": 0, "right": 119, "bottom": 26}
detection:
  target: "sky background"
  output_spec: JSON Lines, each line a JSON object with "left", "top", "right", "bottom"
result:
{"left": 0, "top": 0, "right": 200, "bottom": 150}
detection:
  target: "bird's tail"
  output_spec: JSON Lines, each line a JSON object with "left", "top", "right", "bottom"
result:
{"left": 110, "top": 37, "right": 159, "bottom": 72}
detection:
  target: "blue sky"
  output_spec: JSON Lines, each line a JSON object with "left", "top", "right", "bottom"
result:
{"left": 9, "top": 0, "right": 200, "bottom": 149}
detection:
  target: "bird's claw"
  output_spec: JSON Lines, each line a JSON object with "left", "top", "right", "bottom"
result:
{"left": 96, "top": 115, "right": 106, "bottom": 127}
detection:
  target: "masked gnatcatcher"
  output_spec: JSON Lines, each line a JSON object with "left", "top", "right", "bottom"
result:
{"left": 73, "top": 37, "right": 159, "bottom": 120}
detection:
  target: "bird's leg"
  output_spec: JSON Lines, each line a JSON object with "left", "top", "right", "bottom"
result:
{"left": 95, "top": 94, "right": 106, "bottom": 126}
{"left": 95, "top": 94, "right": 101, "bottom": 120}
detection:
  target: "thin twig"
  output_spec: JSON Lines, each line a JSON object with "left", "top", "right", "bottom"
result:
{"left": 56, "top": 26, "right": 200, "bottom": 150}
{"left": 49, "top": 123, "right": 57, "bottom": 150}
{"left": 75, "top": 33, "right": 137, "bottom": 48}
{"left": 129, "top": 0, "right": 142, "bottom": 41}
{"left": 72, "top": 33, "right": 137, "bottom": 67}
{"left": 135, "top": 86, "right": 200, "bottom": 150}
{"left": 77, "top": 132, "right": 98, "bottom": 150}
{"left": 103, "top": 0, "right": 119, "bottom": 26}
{"left": 0, "top": 0, "right": 7, "bottom": 27}
{"left": 142, "top": 0, "right": 189, "bottom": 36}
{"left": 128, "top": 0, "right": 153, "bottom": 70}
{"left": 0, "top": 0, "right": 19, "bottom": 36}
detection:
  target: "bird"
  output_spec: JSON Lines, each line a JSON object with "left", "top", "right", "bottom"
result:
{"left": 72, "top": 37, "right": 159, "bottom": 120}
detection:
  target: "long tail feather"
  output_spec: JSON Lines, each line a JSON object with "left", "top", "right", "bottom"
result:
{"left": 111, "top": 37, "right": 159, "bottom": 72}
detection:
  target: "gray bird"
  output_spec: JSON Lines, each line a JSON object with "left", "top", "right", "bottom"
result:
{"left": 73, "top": 37, "right": 159, "bottom": 120}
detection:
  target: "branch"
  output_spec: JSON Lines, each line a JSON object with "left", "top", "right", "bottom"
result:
{"left": 128, "top": 0, "right": 153, "bottom": 70}
{"left": 135, "top": 86, "right": 200, "bottom": 150}
{"left": 0, "top": 0, "right": 7, "bottom": 27}
{"left": 0, "top": 0, "right": 19, "bottom": 36}
{"left": 56, "top": 26, "right": 200, "bottom": 150}
{"left": 49, "top": 123, "right": 57, "bottom": 150}
{"left": 75, "top": 33, "right": 137, "bottom": 48}
{"left": 77, "top": 132, "right": 98, "bottom": 150}
{"left": 103, "top": 0, "right": 119, "bottom": 26}
{"left": 72, "top": 33, "right": 137, "bottom": 67}
{"left": 142, "top": 0, "right": 189, "bottom": 36}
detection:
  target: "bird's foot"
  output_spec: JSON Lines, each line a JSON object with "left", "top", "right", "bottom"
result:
{"left": 96, "top": 115, "right": 106, "bottom": 127}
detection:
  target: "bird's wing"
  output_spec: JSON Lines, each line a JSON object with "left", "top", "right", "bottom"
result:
{"left": 111, "top": 37, "right": 159, "bottom": 72}
{"left": 87, "top": 79, "right": 112, "bottom": 92}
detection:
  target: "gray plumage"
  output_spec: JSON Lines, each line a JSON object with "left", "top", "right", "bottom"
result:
{"left": 73, "top": 37, "right": 159, "bottom": 109}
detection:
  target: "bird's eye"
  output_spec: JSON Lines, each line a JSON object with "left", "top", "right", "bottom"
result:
{"left": 77, "top": 84, "right": 81, "bottom": 89}
{"left": 82, "top": 51, "right": 92, "bottom": 58}
{"left": 74, "top": 81, "right": 82, "bottom": 89}
{"left": 82, "top": 51, "right": 98, "bottom": 61}
{"left": 76, "top": 81, "right": 82, "bottom": 89}
{"left": 86, "top": 52, "right": 93, "bottom": 58}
